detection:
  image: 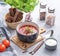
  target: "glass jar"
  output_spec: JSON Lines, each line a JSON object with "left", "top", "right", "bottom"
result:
{"left": 40, "top": 2, "right": 46, "bottom": 20}
{"left": 25, "top": 12, "right": 32, "bottom": 22}
{"left": 46, "top": 7, "right": 55, "bottom": 26}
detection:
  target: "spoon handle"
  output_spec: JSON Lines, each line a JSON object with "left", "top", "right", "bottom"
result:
{"left": 50, "top": 30, "right": 54, "bottom": 37}
{"left": 0, "top": 27, "right": 10, "bottom": 41}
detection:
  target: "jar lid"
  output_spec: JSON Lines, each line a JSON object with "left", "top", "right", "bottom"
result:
{"left": 48, "top": 7, "right": 55, "bottom": 13}
{"left": 40, "top": 2, "right": 47, "bottom": 8}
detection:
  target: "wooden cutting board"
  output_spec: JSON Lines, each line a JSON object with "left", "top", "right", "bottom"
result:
{"left": 11, "top": 27, "right": 46, "bottom": 50}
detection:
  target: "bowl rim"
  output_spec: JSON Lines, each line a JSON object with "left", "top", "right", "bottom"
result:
{"left": 16, "top": 22, "right": 39, "bottom": 36}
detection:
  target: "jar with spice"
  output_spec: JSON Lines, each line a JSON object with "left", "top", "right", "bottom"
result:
{"left": 46, "top": 7, "right": 55, "bottom": 26}
{"left": 40, "top": 2, "right": 47, "bottom": 20}
{"left": 25, "top": 12, "right": 32, "bottom": 22}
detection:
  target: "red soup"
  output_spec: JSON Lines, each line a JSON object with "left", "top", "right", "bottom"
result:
{"left": 18, "top": 25, "right": 38, "bottom": 35}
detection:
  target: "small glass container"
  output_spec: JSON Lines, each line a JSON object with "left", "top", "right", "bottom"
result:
{"left": 46, "top": 7, "right": 55, "bottom": 26}
{"left": 25, "top": 12, "right": 32, "bottom": 22}
{"left": 40, "top": 2, "right": 46, "bottom": 20}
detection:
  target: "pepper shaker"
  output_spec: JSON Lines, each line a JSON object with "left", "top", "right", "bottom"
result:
{"left": 39, "top": 2, "right": 47, "bottom": 20}
{"left": 46, "top": 7, "right": 55, "bottom": 26}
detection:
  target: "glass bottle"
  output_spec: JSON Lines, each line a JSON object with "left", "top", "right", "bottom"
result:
{"left": 40, "top": 2, "right": 46, "bottom": 20}
{"left": 46, "top": 7, "right": 55, "bottom": 26}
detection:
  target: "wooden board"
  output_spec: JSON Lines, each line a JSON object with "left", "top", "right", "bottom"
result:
{"left": 39, "top": 27, "right": 46, "bottom": 34}
{"left": 11, "top": 35, "right": 44, "bottom": 50}
{"left": 11, "top": 27, "right": 46, "bottom": 50}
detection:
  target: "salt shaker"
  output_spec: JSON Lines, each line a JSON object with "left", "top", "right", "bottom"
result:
{"left": 46, "top": 7, "right": 55, "bottom": 26}
{"left": 40, "top": 2, "right": 46, "bottom": 20}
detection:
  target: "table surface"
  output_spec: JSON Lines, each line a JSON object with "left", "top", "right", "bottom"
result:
{"left": 0, "top": 0, "right": 60, "bottom": 56}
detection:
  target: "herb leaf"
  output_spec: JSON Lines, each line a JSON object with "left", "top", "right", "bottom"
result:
{"left": 4, "top": 0, "right": 38, "bottom": 12}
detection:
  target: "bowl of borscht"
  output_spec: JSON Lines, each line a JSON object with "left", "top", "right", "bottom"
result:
{"left": 16, "top": 22, "right": 39, "bottom": 43}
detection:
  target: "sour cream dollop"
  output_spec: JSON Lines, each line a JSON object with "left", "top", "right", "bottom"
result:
{"left": 45, "top": 39, "right": 57, "bottom": 46}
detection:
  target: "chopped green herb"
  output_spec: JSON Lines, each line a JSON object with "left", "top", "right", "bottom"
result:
{"left": 25, "top": 26, "right": 33, "bottom": 34}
